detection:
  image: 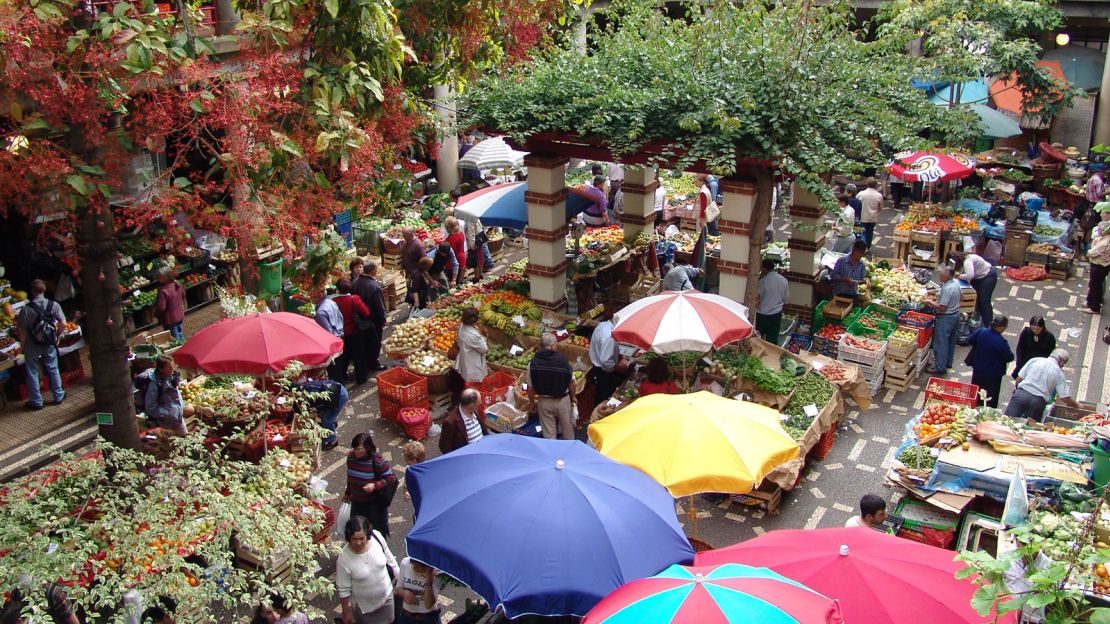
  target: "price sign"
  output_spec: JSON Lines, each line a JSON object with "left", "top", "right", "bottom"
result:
{"left": 702, "top": 356, "right": 716, "bottom": 366}
{"left": 803, "top": 404, "right": 819, "bottom": 418}
{"left": 278, "top": 458, "right": 292, "bottom": 468}
{"left": 509, "top": 345, "right": 524, "bottom": 356}
{"left": 606, "top": 398, "right": 623, "bottom": 407}
{"left": 272, "top": 434, "right": 285, "bottom": 442}
{"left": 245, "top": 391, "right": 257, "bottom": 399}
{"left": 393, "top": 163, "right": 402, "bottom": 170}
{"left": 522, "top": 383, "right": 528, "bottom": 392}
{"left": 423, "top": 355, "right": 436, "bottom": 367}
{"left": 511, "top": 314, "right": 526, "bottom": 327}
{"left": 811, "top": 361, "right": 825, "bottom": 370}
{"left": 133, "top": 290, "right": 140, "bottom": 297}
{"left": 556, "top": 329, "right": 569, "bottom": 339}
{"left": 275, "top": 396, "right": 287, "bottom": 405}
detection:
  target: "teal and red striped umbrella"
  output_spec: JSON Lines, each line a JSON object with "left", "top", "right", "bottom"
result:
{"left": 583, "top": 563, "right": 844, "bottom": 624}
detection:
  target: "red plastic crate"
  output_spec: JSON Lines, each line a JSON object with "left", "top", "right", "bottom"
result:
{"left": 465, "top": 371, "right": 518, "bottom": 412}
{"left": 809, "top": 429, "right": 836, "bottom": 461}
{"left": 924, "top": 377, "right": 979, "bottom": 407}
{"left": 380, "top": 396, "right": 429, "bottom": 423}
{"left": 376, "top": 367, "right": 428, "bottom": 405}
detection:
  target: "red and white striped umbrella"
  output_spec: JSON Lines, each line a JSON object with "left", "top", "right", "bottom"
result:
{"left": 611, "top": 291, "right": 753, "bottom": 353}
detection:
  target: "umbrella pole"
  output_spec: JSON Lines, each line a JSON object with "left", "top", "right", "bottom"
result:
{"left": 688, "top": 495, "right": 698, "bottom": 539}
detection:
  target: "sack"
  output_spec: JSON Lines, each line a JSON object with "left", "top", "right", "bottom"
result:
{"left": 334, "top": 501, "right": 352, "bottom": 540}
{"left": 29, "top": 299, "right": 59, "bottom": 346}
{"left": 398, "top": 405, "right": 432, "bottom": 441}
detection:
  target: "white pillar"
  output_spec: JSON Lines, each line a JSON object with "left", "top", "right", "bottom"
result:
{"left": 1093, "top": 31, "right": 1110, "bottom": 147}
{"left": 524, "top": 153, "right": 570, "bottom": 310}
{"left": 433, "top": 84, "right": 459, "bottom": 192}
{"left": 717, "top": 177, "right": 757, "bottom": 302}
{"left": 784, "top": 182, "right": 824, "bottom": 320}
{"left": 619, "top": 166, "right": 657, "bottom": 240}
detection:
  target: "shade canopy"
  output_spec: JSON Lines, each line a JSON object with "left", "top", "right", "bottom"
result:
{"left": 611, "top": 291, "right": 753, "bottom": 353}
{"left": 172, "top": 312, "right": 343, "bottom": 375}
{"left": 989, "top": 60, "right": 1068, "bottom": 117}
{"left": 454, "top": 181, "right": 592, "bottom": 230}
{"left": 927, "top": 78, "right": 990, "bottom": 105}
{"left": 1042, "top": 45, "right": 1106, "bottom": 91}
{"left": 967, "top": 103, "right": 1022, "bottom": 138}
{"left": 405, "top": 435, "right": 695, "bottom": 619}
{"left": 886, "top": 150, "right": 977, "bottom": 183}
{"left": 458, "top": 136, "right": 529, "bottom": 171}
{"left": 588, "top": 392, "right": 799, "bottom": 497}
{"left": 696, "top": 527, "right": 1016, "bottom": 624}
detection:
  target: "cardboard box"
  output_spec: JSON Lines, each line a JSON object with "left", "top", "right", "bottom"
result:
{"left": 485, "top": 402, "right": 529, "bottom": 433}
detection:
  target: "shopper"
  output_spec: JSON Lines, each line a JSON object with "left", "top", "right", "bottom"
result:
{"left": 1087, "top": 169, "right": 1106, "bottom": 205}
{"left": 439, "top": 388, "right": 488, "bottom": 455}
{"left": 1012, "top": 316, "right": 1056, "bottom": 379}
{"left": 888, "top": 171, "right": 906, "bottom": 211}
{"left": 856, "top": 177, "right": 883, "bottom": 248}
{"left": 845, "top": 494, "right": 886, "bottom": 528}
{"left": 638, "top": 357, "right": 679, "bottom": 396}
{"left": 443, "top": 217, "right": 468, "bottom": 288}
{"left": 144, "top": 356, "right": 186, "bottom": 434}
{"left": 653, "top": 182, "right": 667, "bottom": 226}
{"left": 756, "top": 259, "right": 790, "bottom": 345}
{"left": 153, "top": 267, "right": 185, "bottom": 341}
{"left": 333, "top": 279, "right": 370, "bottom": 383}
{"left": 831, "top": 240, "right": 868, "bottom": 301}
{"left": 428, "top": 242, "right": 457, "bottom": 295}
{"left": 695, "top": 174, "right": 719, "bottom": 234}
{"left": 660, "top": 261, "right": 701, "bottom": 292}
{"left": 570, "top": 175, "right": 610, "bottom": 226}
{"left": 410, "top": 257, "right": 438, "bottom": 312}
{"left": 396, "top": 557, "right": 442, "bottom": 624}
{"left": 344, "top": 432, "right": 398, "bottom": 539}
{"left": 314, "top": 288, "right": 344, "bottom": 339}
{"left": 349, "top": 258, "right": 364, "bottom": 282}
{"left": 353, "top": 260, "right": 388, "bottom": 378}
{"left": 401, "top": 227, "right": 426, "bottom": 303}
{"left": 952, "top": 250, "right": 997, "bottom": 329}
{"left": 965, "top": 315, "right": 1014, "bottom": 408}
{"left": 923, "top": 265, "right": 961, "bottom": 376}
{"left": 297, "top": 375, "right": 346, "bottom": 450}
{"left": 1005, "top": 349, "right": 1079, "bottom": 422}
{"left": 454, "top": 307, "right": 488, "bottom": 384}
{"left": 337, "top": 516, "right": 400, "bottom": 624}
{"left": 400, "top": 441, "right": 426, "bottom": 501}
{"left": 254, "top": 594, "right": 308, "bottom": 624}
{"left": 826, "top": 194, "right": 856, "bottom": 253}
{"left": 18, "top": 279, "right": 65, "bottom": 410}
{"left": 588, "top": 303, "right": 629, "bottom": 404}
{"left": 844, "top": 183, "right": 862, "bottom": 224}
{"left": 527, "top": 333, "right": 576, "bottom": 440}
{"left": 463, "top": 216, "right": 492, "bottom": 283}
{"left": 1086, "top": 201, "right": 1110, "bottom": 314}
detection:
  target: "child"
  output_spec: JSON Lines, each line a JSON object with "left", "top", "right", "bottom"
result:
{"left": 396, "top": 557, "right": 441, "bottom": 624}
{"left": 401, "top": 441, "right": 426, "bottom": 501}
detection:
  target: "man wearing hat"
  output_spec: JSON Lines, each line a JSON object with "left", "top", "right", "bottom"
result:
{"left": 1085, "top": 201, "right": 1110, "bottom": 315}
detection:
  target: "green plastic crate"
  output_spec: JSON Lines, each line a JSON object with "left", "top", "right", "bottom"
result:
{"left": 895, "top": 497, "right": 959, "bottom": 532}
{"left": 848, "top": 315, "right": 895, "bottom": 340}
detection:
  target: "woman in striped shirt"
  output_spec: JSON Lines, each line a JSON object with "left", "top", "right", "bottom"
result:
{"left": 345, "top": 432, "right": 398, "bottom": 538}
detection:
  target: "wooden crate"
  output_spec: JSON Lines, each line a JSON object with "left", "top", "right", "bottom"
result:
{"left": 729, "top": 481, "right": 782, "bottom": 514}
{"left": 959, "top": 286, "right": 977, "bottom": 313}
{"left": 429, "top": 392, "right": 453, "bottom": 417}
{"left": 885, "top": 355, "right": 918, "bottom": 377}
{"left": 382, "top": 253, "right": 402, "bottom": 271}
{"left": 884, "top": 372, "right": 917, "bottom": 392}
{"left": 885, "top": 338, "right": 917, "bottom": 363}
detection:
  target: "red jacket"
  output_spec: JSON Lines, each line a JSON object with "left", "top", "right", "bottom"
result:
{"left": 154, "top": 282, "right": 185, "bottom": 326}
{"left": 333, "top": 294, "right": 369, "bottom": 336}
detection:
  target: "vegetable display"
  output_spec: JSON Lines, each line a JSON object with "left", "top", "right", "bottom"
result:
{"left": 897, "top": 445, "right": 936, "bottom": 470}
{"left": 1033, "top": 224, "right": 1063, "bottom": 237}
{"left": 782, "top": 372, "right": 836, "bottom": 420}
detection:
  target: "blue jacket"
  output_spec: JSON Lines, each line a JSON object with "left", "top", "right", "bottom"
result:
{"left": 967, "top": 328, "right": 1014, "bottom": 379}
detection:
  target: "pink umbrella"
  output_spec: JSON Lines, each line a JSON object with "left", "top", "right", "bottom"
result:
{"left": 611, "top": 291, "right": 753, "bottom": 353}
{"left": 173, "top": 312, "right": 343, "bottom": 376}
{"left": 696, "top": 527, "right": 1015, "bottom": 624}
{"left": 887, "top": 150, "right": 977, "bottom": 183}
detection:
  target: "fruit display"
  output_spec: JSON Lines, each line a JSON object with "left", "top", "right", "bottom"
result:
{"left": 182, "top": 272, "right": 210, "bottom": 287}
{"left": 949, "top": 215, "right": 981, "bottom": 233}
{"left": 423, "top": 317, "right": 459, "bottom": 338}
{"left": 660, "top": 171, "right": 699, "bottom": 197}
{"left": 0, "top": 335, "right": 17, "bottom": 350}
{"left": 915, "top": 403, "right": 958, "bottom": 441}
{"left": 488, "top": 344, "right": 534, "bottom": 370}
{"left": 1, "top": 287, "right": 27, "bottom": 302}
{"left": 870, "top": 268, "right": 923, "bottom": 304}
{"left": 508, "top": 258, "right": 528, "bottom": 273}
{"left": 257, "top": 449, "right": 312, "bottom": 491}
{"left": 1021, "top": 511, "right": 1092, "bottom": 561}
{"left": 816, "top": 325, "right": 846, "bottom": 341}
{"left": 123, "top": 290, "right": 158, "bottom": 313}
{"left": 430, "top": 330, "right": 457, "bottom": 352}
{"left": 842, "top": 335, "right": 882, "bottom": 351}
{"left": 897, "top": 445, "right": 937, "bottom": 471}
{"left": 406, "top": 349, "right": 452, "bottom": 375}
{"left": 1034, "top": 224, "right": 1064, "bottom": 237}
{"left": 118, "top": 237, "right": 155, "bottom": 258}
{"left": 562, "top": 335, "right": 589, "bottom": 348}
{"left": 296, "top": 302, "right": 315, "bottom": 317}
{"left": 384, "top": 318, "right": 429, "bottom": 351}
{"left": 213, "top": 250, "right": 239, "bottom": 263}
{"left": 119, "top": 272, "right": 152, "bottom": 291}
{"left": 782, "top": 372, "right": 836, "bottom": 419}
{"left": 0, "top": 312, "right": 11, "bottom": 332}
{"left": 1027, "top": 242, "right": 1058, "bottom": 254}
{"left": 889, "top": 327, "right": 917, "bottom": 344}
{"left": 191, "top": 386, "right": 271, "bottom": 423}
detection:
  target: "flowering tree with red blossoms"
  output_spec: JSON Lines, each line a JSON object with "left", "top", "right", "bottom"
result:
{"left": 0, "top": 0, "right": 567, "bottom": 448}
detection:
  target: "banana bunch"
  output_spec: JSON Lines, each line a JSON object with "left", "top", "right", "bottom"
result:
{"left": 480, "top": 307, "right": 521, "bottom": 336}
{"left": 948, "top": 418, "right": 970, "bottom": 445}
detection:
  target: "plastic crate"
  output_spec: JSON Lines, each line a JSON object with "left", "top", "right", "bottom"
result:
{"left": 838, "top": 334, "right": 887, "bottom": 365}
{"left": 847, "top": 316, "right": 895, "bottom": 340}
{"left": 380, "top": 396, "right": 429, "bottom": 423}
{"left": 465, "top": 371, "right": 518, "bottom": 412}
{"left": 924, "top": 377, "right": 979, "bottom": 407}
{"left": 809, "top": 429, "right": 836, "bottom": 460}
{"left": 861, "top": 303, "right": 898, "bottom": 323}
{"left": 896, "top": 310, "right": 936, "bottom": 329}
{"left": 376, "top": 367, "right": 428, "bottom": 405}
{"left": 785, "top": 333, "right": 813, "bottom": 354}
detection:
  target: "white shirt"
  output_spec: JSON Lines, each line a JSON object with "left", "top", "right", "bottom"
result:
{"left": 463, "top": 410, "right": 484, "bottom": 444}
{"left": 845, "top": 516, "right": 865, "bottom": 528}
{"left": 757, "top": 271, "right": 790, "bottom": 316}
{"left": 588, "top": 320, "right": 620, "bottom": 372}
{"left": 654, "top": 186, "right": 666, "bottom": 213}
{"left": 1017, "top": 357, "right": 1070, "bottom": 402}
{"left": 959, "top": 254, "right": 992, "bottom": 281}
{"left": 607, "top": 163, "right": 624, "bottom": 182}
{"left": 455, "top": 324, "right": 489, "bottom": 383}
{"left": 857, "top": 188, "right": 883, "bottom": 224}
{"left": 833, "top": 205, "right": 856, "bottom": 237}
{"left": 398, "top": 557, "right": 440, "bottom": 614}
{"left": 336, "top": 532, "right": 400, "bottom": 614}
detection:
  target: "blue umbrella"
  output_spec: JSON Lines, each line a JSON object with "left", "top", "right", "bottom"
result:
{"left": 1043, "top": 46, "right": 1105, "bottom": 91}
{"left": 928, "top": 79, "right": 990, "bottom": 105}
{"left": 454, "top": 181, "right": 593, "bottom": 230}
{"left": 406, "top": 435, "right": 696, "bottom": 618}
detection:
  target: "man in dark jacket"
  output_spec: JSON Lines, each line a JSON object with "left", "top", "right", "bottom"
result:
{"left": 528, "top": 333, "right": 576, "bottom": 439}
{"left": 966, "top": 314, "right": 1015, "bottom": 408}
{"left": 352, "top": 259, "right": 388, "bottom": 382}
{"left": 440, "top": 389, "right": 488, "bottom": 455}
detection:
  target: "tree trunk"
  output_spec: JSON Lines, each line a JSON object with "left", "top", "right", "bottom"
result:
{"left": 77, "top": 205, "right": 140, "bottom": 449}
{"left": 744, "top": 168, "right": 775, "bottom": 306}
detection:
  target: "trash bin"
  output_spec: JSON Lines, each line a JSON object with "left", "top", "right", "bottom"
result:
{"left": 1091, "top": 442, "right": 1110, "bottom": 491}
{"left": 258, "top": 258, "right": 282, "bottom": 296}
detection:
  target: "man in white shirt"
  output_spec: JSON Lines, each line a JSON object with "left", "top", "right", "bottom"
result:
{"left": 755, "top": 259, "right": 790, "bottom": 345}
{"left": 1004, "top": 349, "right": 1079, "bottom": 422}
{"left": 588, "top": 304, "right": 628, "bottom": 403}
{"left": 654, "top": 184, "right": 667, "bottom": 225}
{"left": 661, "top": 262, "right": 701, "bottom": 292}
{"left": 856, "top": 177, "right": 884, "bottom": 249}
{"left": 954, "top": 251, "right": 997, "bottom": 328}
{"left": 845, "top": 494, "right": 886, "bottom": 529}
{"left": 826, "top": 194, "right": 856, "bottom": 253}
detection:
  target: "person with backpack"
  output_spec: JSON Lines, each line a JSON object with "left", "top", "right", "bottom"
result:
{"left": 17, "top": 279, "right": 66, "bottom": 410}
{"left": 142, "top": 356, "right": 185, "bottom": 434}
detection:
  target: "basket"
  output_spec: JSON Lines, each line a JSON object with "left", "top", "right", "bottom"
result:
{"left": 409, "top": 369, "right": 451, "bottom": 395}
{"left": 380, "top": 396, "right": 429, "bottom": 423}
{"left": 809, "top": 429, "right": 836, "bottom": 461}
{"left": 924, "top": 377, "right": 979, "bottom": 407}
{"left": 465, "top": 371, "right": 519, "bottom": 412}
{"left": 822, "top": 296, "right": 855, "bottom": 321}
{"left": 376, "top": 367, "right": 429, "bottom": 405}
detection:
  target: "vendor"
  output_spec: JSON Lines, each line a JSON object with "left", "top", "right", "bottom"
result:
{"left": 756, "top": 259, "right": 789, "bottom": 346}
{"left": 661, "top": 261, "right": 701, "bottom": 292}
{"left": 588, "top": 303, "right": 629, "bottom": 404}
{"left": 1004, "top": 349, "right": 1078, "bottom": 423}
{"left": 145, "top": 356, "right": 185, "bottom": 434}
{"left": 638, "top": 357, "right": 679, "bottom": 396}
{"left": 951, "top": 251, "right": 997, "bottom": 329}
{"left": 527, "top": 333, "right": 576, "bottom": 440}
{"left": 569, "top": 175, "right": 610, "bottom": 226}
{"left": 923, "top": 265, "right": 961, "bottom": 376}
{"left": 845, "top": 494, "right": 886, "bottom": 528}
{"left": 1086, "top": 201, "right": 1110, "bottom": 315}
{"left": 830, "top": 240, "right": 868, "bottom": 300}
{"left": 825, "top": 194, "right": 856, "bottom": 254}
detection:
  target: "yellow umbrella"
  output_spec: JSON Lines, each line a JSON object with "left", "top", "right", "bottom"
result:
{"left": 587, "top": 391, "right": 800, "bottom": 498}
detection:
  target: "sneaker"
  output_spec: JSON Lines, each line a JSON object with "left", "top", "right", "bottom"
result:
{"left": 322, "top": 439, "right": 339, "bottom": 451}
{"left": 53, "top": 392, "right": 66, "bottom": 406}
{"left": 25, "top": 402, "right": 43, "bottom": 411}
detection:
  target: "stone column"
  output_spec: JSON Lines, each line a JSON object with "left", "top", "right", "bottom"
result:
{"left": 716, "top": 177, "right": 757, "bottom": 302}
{"left": 619, "top": 166, "right": 657, "bottom": 241}
{"left": 1093, "top": 31, "right": 1110, "bottom": 146}
{"left": 433, "top": 84, "right": 459, "bottom": 192}
{"left": 524, "top": 153, "right": 570, "bottom": 310}
{"left": 784, "top": 183, "right": 824, "bottom": 321}
{"left": 215, "top": 0, "right": 239, "bottom": 36}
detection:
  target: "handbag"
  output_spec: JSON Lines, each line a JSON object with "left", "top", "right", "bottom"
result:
{"left": 963, "top": 344, "right": 976, "bottom": 367}
{"left": 334, "top": 501, "right": 352, "bottom": 540}
{"left": 447, "top": 339, "right": 460, "bottom": 360}
{"left": 704, "top": 199, "right": 720, "bottom": 223}
{"left": 369, "top": 455, "right": 399, "bottom": 507}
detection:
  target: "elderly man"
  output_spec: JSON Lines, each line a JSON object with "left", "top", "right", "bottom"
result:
{"left": 924, "top": 265, "right": 962, "bottom": 375}
{"left": 352, "top": 260, "right": 388, "bottom": 380}
{"left": 440, "top": 388, "right": 488, "bottom": 455}
{"left": 756, "top": 259, "right": 790, "bottom": 345}
{"left": 661, "top": 261, "right": 701, "bottom": 292}
{"left": 1005, "top": 349, "right": 1079, "bottom": 423}
{"left": 528, "top": 333, "right": 576, "bottom": 440}
{"left": 588, "top": 303, "right": 629, "bottom": 404}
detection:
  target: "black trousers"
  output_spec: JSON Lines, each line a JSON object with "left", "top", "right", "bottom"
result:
{"left": 365, "top": 323, "right": 384, "bottom": 370}
{"left": 345, "top": 333, "right": 368, "bottom": 384}
{"left": 890, "top": 183, "right": 905, "bottom": 210}
{"left": 351, "top": 499, "right": 390, "bottom": 538}
{"left": 1089, "top": 263, "right": 1109, "bottom": 313}
{"left": 970, "top": 268, "right": 997, "bottom": 328}
{"left": 591, "top": 368, "right": 628, "bottom": 405}
{"left": 971, "top": 370, "right": 1002, "bottom": 408}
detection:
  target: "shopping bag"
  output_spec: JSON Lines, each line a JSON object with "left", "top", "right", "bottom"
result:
{"left": 334, "top": 501, "right": 352, "bottom": 540}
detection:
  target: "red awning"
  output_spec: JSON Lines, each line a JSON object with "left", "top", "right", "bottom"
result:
{"left": 989, "top": 61, "right": 1067, "bottom": 116}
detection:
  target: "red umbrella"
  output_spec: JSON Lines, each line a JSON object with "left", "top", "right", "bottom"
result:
{"left": 173, "top": 312, "right": 343, "bottom": 376}
{"left": 695, "top": 527, "right": 1015, "bottom": 624}
{"left": 611, "top": 291, "right": 753, "bottom": 354}
{"left": 886, "top": 150, "right": 977, "bottom": 183}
